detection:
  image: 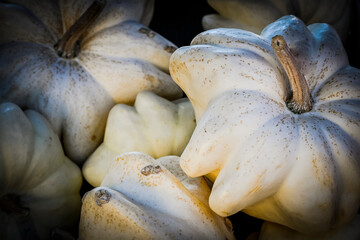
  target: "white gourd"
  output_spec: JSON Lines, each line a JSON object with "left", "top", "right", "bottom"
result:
{"left": 169, "top": 15, "right": 360, "bottom": 235}
{"left": 0, "top": 0, "right": 182, "bottom": 164}
{"left": 0, "top": 102, "right": 82, "bottom": 240}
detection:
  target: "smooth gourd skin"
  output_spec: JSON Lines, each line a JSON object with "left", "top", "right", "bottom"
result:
{"left": 79, "top": 152, "right": 235, "bottom": 240}
{"left": 202, "top": 0, "right": 351, "bottom": 41}
{"left": 82, "top": 90, "right": 196, "bottom": 187}
{"left": 0, "top": 0, "right": 183, "bottom": 164}
{"left": 0, "top": 102, "right": 82, "bottom": 240}
{"left": 169, "top": 15, "right": 360, "bottom": 235}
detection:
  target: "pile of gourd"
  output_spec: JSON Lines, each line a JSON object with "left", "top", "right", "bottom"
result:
{"left": 0, "top": 0, "right": 359, "bottom": 239}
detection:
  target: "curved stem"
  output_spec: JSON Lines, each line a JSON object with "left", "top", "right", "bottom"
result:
{"left": 54, "top": 0, "right": 106, "bottom": 58}
{"left": 271, "top": 35, "right": 312, "bottom": 114}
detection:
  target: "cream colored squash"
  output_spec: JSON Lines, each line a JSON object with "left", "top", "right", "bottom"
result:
{"left": 169, "top": 15, "right": 360, "bottom": 234}
{"left": 259, "top": 215, "right": 360, "bottom": 240}
{"left": 0, "top": 0, "right": 182, "bottom": 164}
{"left": 0, "top": 102, "right": 82, "bottom": 240}
{"left": 202, "top": 0, "right": 352, "bottom": 41}
{"left": 79, "top": 152, "right": 235, "bottom": 240}
{"left": 82, "top": 90, "right": 196, "bottom": 187}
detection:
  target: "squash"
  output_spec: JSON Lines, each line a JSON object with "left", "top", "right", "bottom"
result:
{"left": 0, "top": 102, "right": 82, "bottom": 240}
{"left": 259, "top": 215, "right": 360, "bottom": 240}
{"left": 79, "top": 152, "right": 235, "bottom": 240}
{"left": 0, "top": 0, "right": 182, "bottom": 164}
{"left": 202, "top": 0, "right": 352, "bottom": 41}
{"left": 169, "top": 15, "right": 360, "bottom": 234}
{"left": 82, "top": 90, "right": 196, "bottom": 187}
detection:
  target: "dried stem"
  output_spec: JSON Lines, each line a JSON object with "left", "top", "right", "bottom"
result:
{"left": 54, "top": 0, "right": 106, "bottom": 58}
{"left": 271, "top": 35, "right": 312, "bottom": 114}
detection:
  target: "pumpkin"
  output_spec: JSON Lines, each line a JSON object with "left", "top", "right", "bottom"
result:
{"left": 202, "top": 0, "right": 352, "bottom": 41}
{"left": 0, "top": 102, "right": 82, "bottom": 240}
{"left": 82, "top": 90, "right": 195, "bottom": 187}
{"left": 259, "top": 215, "right": 360, "bottom": 240}
{"left": 169, "top": 15, "right": 360, "bottom": 235}
{"left": 79, "top": 152, "right": 235, "bottom": 240}
{"left": 0, "top": 0, "right": 182, "bottom": 164}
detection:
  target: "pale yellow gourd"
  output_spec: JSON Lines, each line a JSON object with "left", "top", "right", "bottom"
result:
{"left": 0, "top": 102, "right": 82, "bottom": 240}
{"left": 203, "top": 0, "right": 351, "bottom": 41}
{"left": 79, "top": 152, "right": 235, "bottom": 240}
{"left": 0, "top": 0, "right": 182, "bottom": 164}
{"left": 82, "top": 90, "right": 196, "bottom": 187}
{"left": 169, "top": 15, "right": 360, "bottom": 235}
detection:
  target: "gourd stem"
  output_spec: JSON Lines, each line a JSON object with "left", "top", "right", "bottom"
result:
{"left": 54, "top": 0, "right": 106, "bottom": 59}
{"left": 271, "top": 35, "right": 312, "bottom": 114}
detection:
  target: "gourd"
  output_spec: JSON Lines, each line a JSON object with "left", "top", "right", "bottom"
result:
{"left": 0, "top": 102, "right": 82, "bottom": 240}
{"left": 82, "top": 90, "right": 196, "bottom": 187}
{"left": 169, "top": 15, "right": 360, "bottom": 234}
{"left": 259, "top": 215, "right": 360, "bottom": 240}
{"left": 0, "top": 0, "right": 183, "bottom": 164}
{"left": 79, "top": 152, "right": 235, "bottom": 240}
{"left": 202, "top": 0, "right": 351, "bottom": 41}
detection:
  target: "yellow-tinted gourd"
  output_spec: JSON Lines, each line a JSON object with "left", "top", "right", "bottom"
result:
{"left": 79, "top": 152, "right": 235, "bottom": 240}
{"left": 82, "top": 91, "right": 195, "bottom": 187}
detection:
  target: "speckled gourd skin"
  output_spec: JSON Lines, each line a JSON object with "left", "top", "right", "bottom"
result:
{"left": 82, "top": 90, "right": 196, "bottom": 187}
{"left": 0, "top": 102, "right": 82, "bottom": 240}
{"left": 169, "top": 15, "right": 360, "bottom": 234}
{"left": 79, "top": 153, "right": 235, "bottom": 240}
{"left": 0, "top": 0, "right": 182, "bottom": 164}
{"left": 202, "top": 0, "right": 351, "bottom": 41}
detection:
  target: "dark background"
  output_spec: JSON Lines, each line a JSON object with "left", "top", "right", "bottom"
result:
{"left": 149, "top": 0, "right": 215, "bottom": 47}
{"left": 149, "top": 0, "right": 360, "bottom": 68}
